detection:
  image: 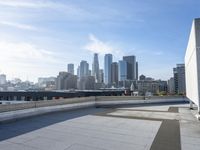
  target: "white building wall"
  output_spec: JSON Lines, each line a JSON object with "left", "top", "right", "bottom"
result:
{"left": 185, "top": 18, "right": 200, "bottom": 112}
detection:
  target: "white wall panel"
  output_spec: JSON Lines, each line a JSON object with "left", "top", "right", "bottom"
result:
{"left": 185, "top": 18, "right": 200, "bottom": 112}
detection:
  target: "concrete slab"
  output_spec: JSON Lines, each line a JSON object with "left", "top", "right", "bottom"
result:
{"left": 0, "top": 103, "right": 200, "bottom": 150}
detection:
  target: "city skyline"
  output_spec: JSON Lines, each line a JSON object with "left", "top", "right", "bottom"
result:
{"left": 0, "top": 0, "right": 199, "bottom": 82}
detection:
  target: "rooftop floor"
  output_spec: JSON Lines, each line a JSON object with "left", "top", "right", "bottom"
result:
{"left": 0, "top": 103, "right": 199, "bottom": 150}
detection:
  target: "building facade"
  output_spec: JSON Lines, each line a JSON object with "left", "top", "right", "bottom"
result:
{"left": 168, "top": 77, "right": 175, "bottom": 94}
{"left": 173, "top": 64, "right": 186, "bottom": 94}
{"left": 123, "top": 55, "right": 136, "bottom": 80}
{"left": 56, "top": 72, "right": 77, "bottom": 90}
{"left": 92, "top": 53, "right": 100, "bottom": 83}
{"left": 185, "top": 18, "right": 200, "bottom": 112}
{"left": 67, "top": 64, "right": 74, "bottom": 75}
{"left": 111, "top": 62, "right": 118, "bottom": 86}
{"left": 80, "top": 60, "right": 89, "bottom": 78}
{"left": 104, "top": 54, "right": 113, "bottom": 85}
{"left": 136, "top": 61, "right": 138, "bottom": 80}
{"left": 118, "top": 60, "right": 127, "bottom": 81}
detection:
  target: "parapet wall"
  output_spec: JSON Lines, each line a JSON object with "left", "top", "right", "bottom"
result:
{"left": 0, "top": 96, "right": 188, "bottom": 123}
{"left": 0, "top": 97, "right": 95, "bottom": 113}
{"left": 0, "top": 96, "right": 187, "bottom": 113}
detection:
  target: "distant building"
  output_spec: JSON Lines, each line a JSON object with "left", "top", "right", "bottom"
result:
{"left": 111, "top": 62, "right": 118, "bottom": 85}
{"left": 123, "top": 55, "right": 136, "bottom": 80}
{"left": 136, "top": 62, "right": 138, "bottom": 80}
{"left": 99, "top": 69, "right": 104, "bottom": 83}
{"left": 38, "top": 77, "right": 56, "bottom": 88}
{"left": 104, "top": 54, "right": 113, "bottom": 85}
{"left": 56, "top": 72, "right": 77, "bottom": 90}
{"left": 139, "top": 74, "right": 146, "bottom": 81}
{"left": 88, "top": 70, "right": 92, "bottom": 76}
{"left": 168, "top": 77, "right": 175, "bottom": 94}
{"left": 92, "top": 53, "right": 100, "bottom": 83}
{"left": 80, "top": 60, "right": 89, "bottom": 78}
{"left": 0, "top": 74, "right": 6, "bottom": 85}
{"left": 77, "top": 66, "right": 80, "bottom": 78}
{"left": 118, "top": 60, "right": 127, "bottom": 81}
{"left": 78, "top": 76, "right": 95, "bottom": 90}
{"left": 67, "top": 64, "right": 74, "bottom": 75}
{"left": 173, "top": 64, "right": 186, "bottom": 94}
{"left": 137, "top": 80, "right": 167, "bottom": 96}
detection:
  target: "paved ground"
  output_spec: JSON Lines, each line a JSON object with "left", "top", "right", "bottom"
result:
{"left": 0, "top": 103, "right": 200, "bottom": 150}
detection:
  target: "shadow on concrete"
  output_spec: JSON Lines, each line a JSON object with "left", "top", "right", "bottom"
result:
{"left": 0, "top": 107, "right": 105, "bottom": 142}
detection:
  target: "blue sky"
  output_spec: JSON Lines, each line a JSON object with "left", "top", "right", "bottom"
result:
{"left": 0, "top": 0, "right": 199, "bottom": 82}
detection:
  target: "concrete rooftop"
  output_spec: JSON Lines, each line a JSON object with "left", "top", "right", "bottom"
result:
{"left": 0, "top": 103, "right": 200, "bottom": 150}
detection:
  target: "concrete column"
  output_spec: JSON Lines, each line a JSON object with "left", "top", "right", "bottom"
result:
{"left": 190, "top": 100, "right": 193, "bottom": 109}
{"left": 198, "top": 106, "right": 200, "bottom": 114}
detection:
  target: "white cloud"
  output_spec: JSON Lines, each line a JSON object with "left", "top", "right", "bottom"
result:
{"left": 84, "top": 34, "right": 125, "bottom": 58}
{"left": 0, "top": 40, "right": 63, "bottom": 82}
{"left": 153, "top": 51, "right": 164, "bottom": 56}
{"left": 0, "top": 40, "right": 56, "bottom": 63}
{"left": 84, "top": 34, "right": 113, "bottom": 54}
{"left": 0, "top": 0, "right": 65, "bottom": 9}
{"left": 0, "top": 21, "right": 37, "bottom": 31}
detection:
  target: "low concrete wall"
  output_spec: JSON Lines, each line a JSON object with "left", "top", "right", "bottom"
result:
{"left": 0, "top": 97, "right": 95, "bottom": 113}
{"left": 0, "top": 101, "right": 95, "bottom": 123}
{"left": 95, "top": 96, "right": 144, "bottom": 101}
{"left": 0, "top": 95, "right": 188, "bottom": 123}
{"left": 0, "top": 96, "right": 187, "bottom": 113}
{"left": 95, "top": 96, "right": 188, "bottom": 107}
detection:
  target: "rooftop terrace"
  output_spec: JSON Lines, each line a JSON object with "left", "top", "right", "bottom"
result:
{"left": 0, "top": 97, "right": 199, "bottom": 150}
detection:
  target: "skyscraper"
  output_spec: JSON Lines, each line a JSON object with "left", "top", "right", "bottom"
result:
{"left": 67, "top": 64, "right": 74, "bottom": 75}
{"left": 168, "top": 77, "right": 175, "bottom": 94}
{"left": 80, "top": 60, "right": 89, "bottom": 78}
{"left": 99, "top": 69, "right": 104, "bottom": 83}
{"left": 173, "top": 64, "right": 186, "bottom": 94}
{"left": 123, "top": 55, "right": 136, "bottom": 80}
{"left": 104, "top": 54, "right": 113, "bottom": 85}
{"left": 111, "top": 62, "right": 118, "bottom": 85}
{"left": 118, "top": 60, "right": 127, "bottom": 81}
{"left": 77, "top": 66, "right": 80, "bottom": 78}
{"left": 92, "top": 53, "right": 100, "bottom": 83}
{"left": 136, "top": 61, "right": 138, "bottom": 80}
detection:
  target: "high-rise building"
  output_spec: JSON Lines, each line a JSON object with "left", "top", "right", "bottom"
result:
{"left": 0, "top": 74, "right": 6, "bottom": 85}
{"left": 118, "top": 60, "right": 127, "bottom": 81}
{"left": 123, "top": 55, "right": 136, "bottom": 80}
{"left": 111, "top": 62, "right": 118, "bottom": 85}
{"left": 67, "top": 64, "right": 74, "bottom": 75}
{"left": 168, "top": 77, "right": 175, "bottom": 94}
{"left": 136, "top": 62, "right": 138, "bottom": 80}
{"left": 80, "top": 60, "right": 89, "bottom": 78}
{"left": 77, "top": 66, "right": 80, "bottom": 78}
{"left": 173, "top": 64, "right": 186, "bottom": 94}
{"left": 92, "top": 53, "right": 100, "bottom": 83}
{"left": 104, "top": 54, "right": 113, "bottom": 85}
{"left": 99, "top": 69, "right": 104, "bottom": 83}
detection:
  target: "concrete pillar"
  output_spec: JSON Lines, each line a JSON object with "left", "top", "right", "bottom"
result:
{"left": 198, "top": 106, "right": 200, "bottom": 114}
{"left": 190, "top": 100, "right": 193, "bottom": 109}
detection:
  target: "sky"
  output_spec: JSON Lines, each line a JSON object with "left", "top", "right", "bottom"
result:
{"left": 0, "top": 0, "right": 199, "bottom": 82}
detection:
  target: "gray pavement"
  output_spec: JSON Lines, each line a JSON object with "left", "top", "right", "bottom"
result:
{"left": 0, "top": 103, "right": 200, "bottom": 150}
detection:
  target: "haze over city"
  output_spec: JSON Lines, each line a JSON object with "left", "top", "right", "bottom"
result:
{"left": 0, "top": 0, "right": 199, "bottom": 82}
